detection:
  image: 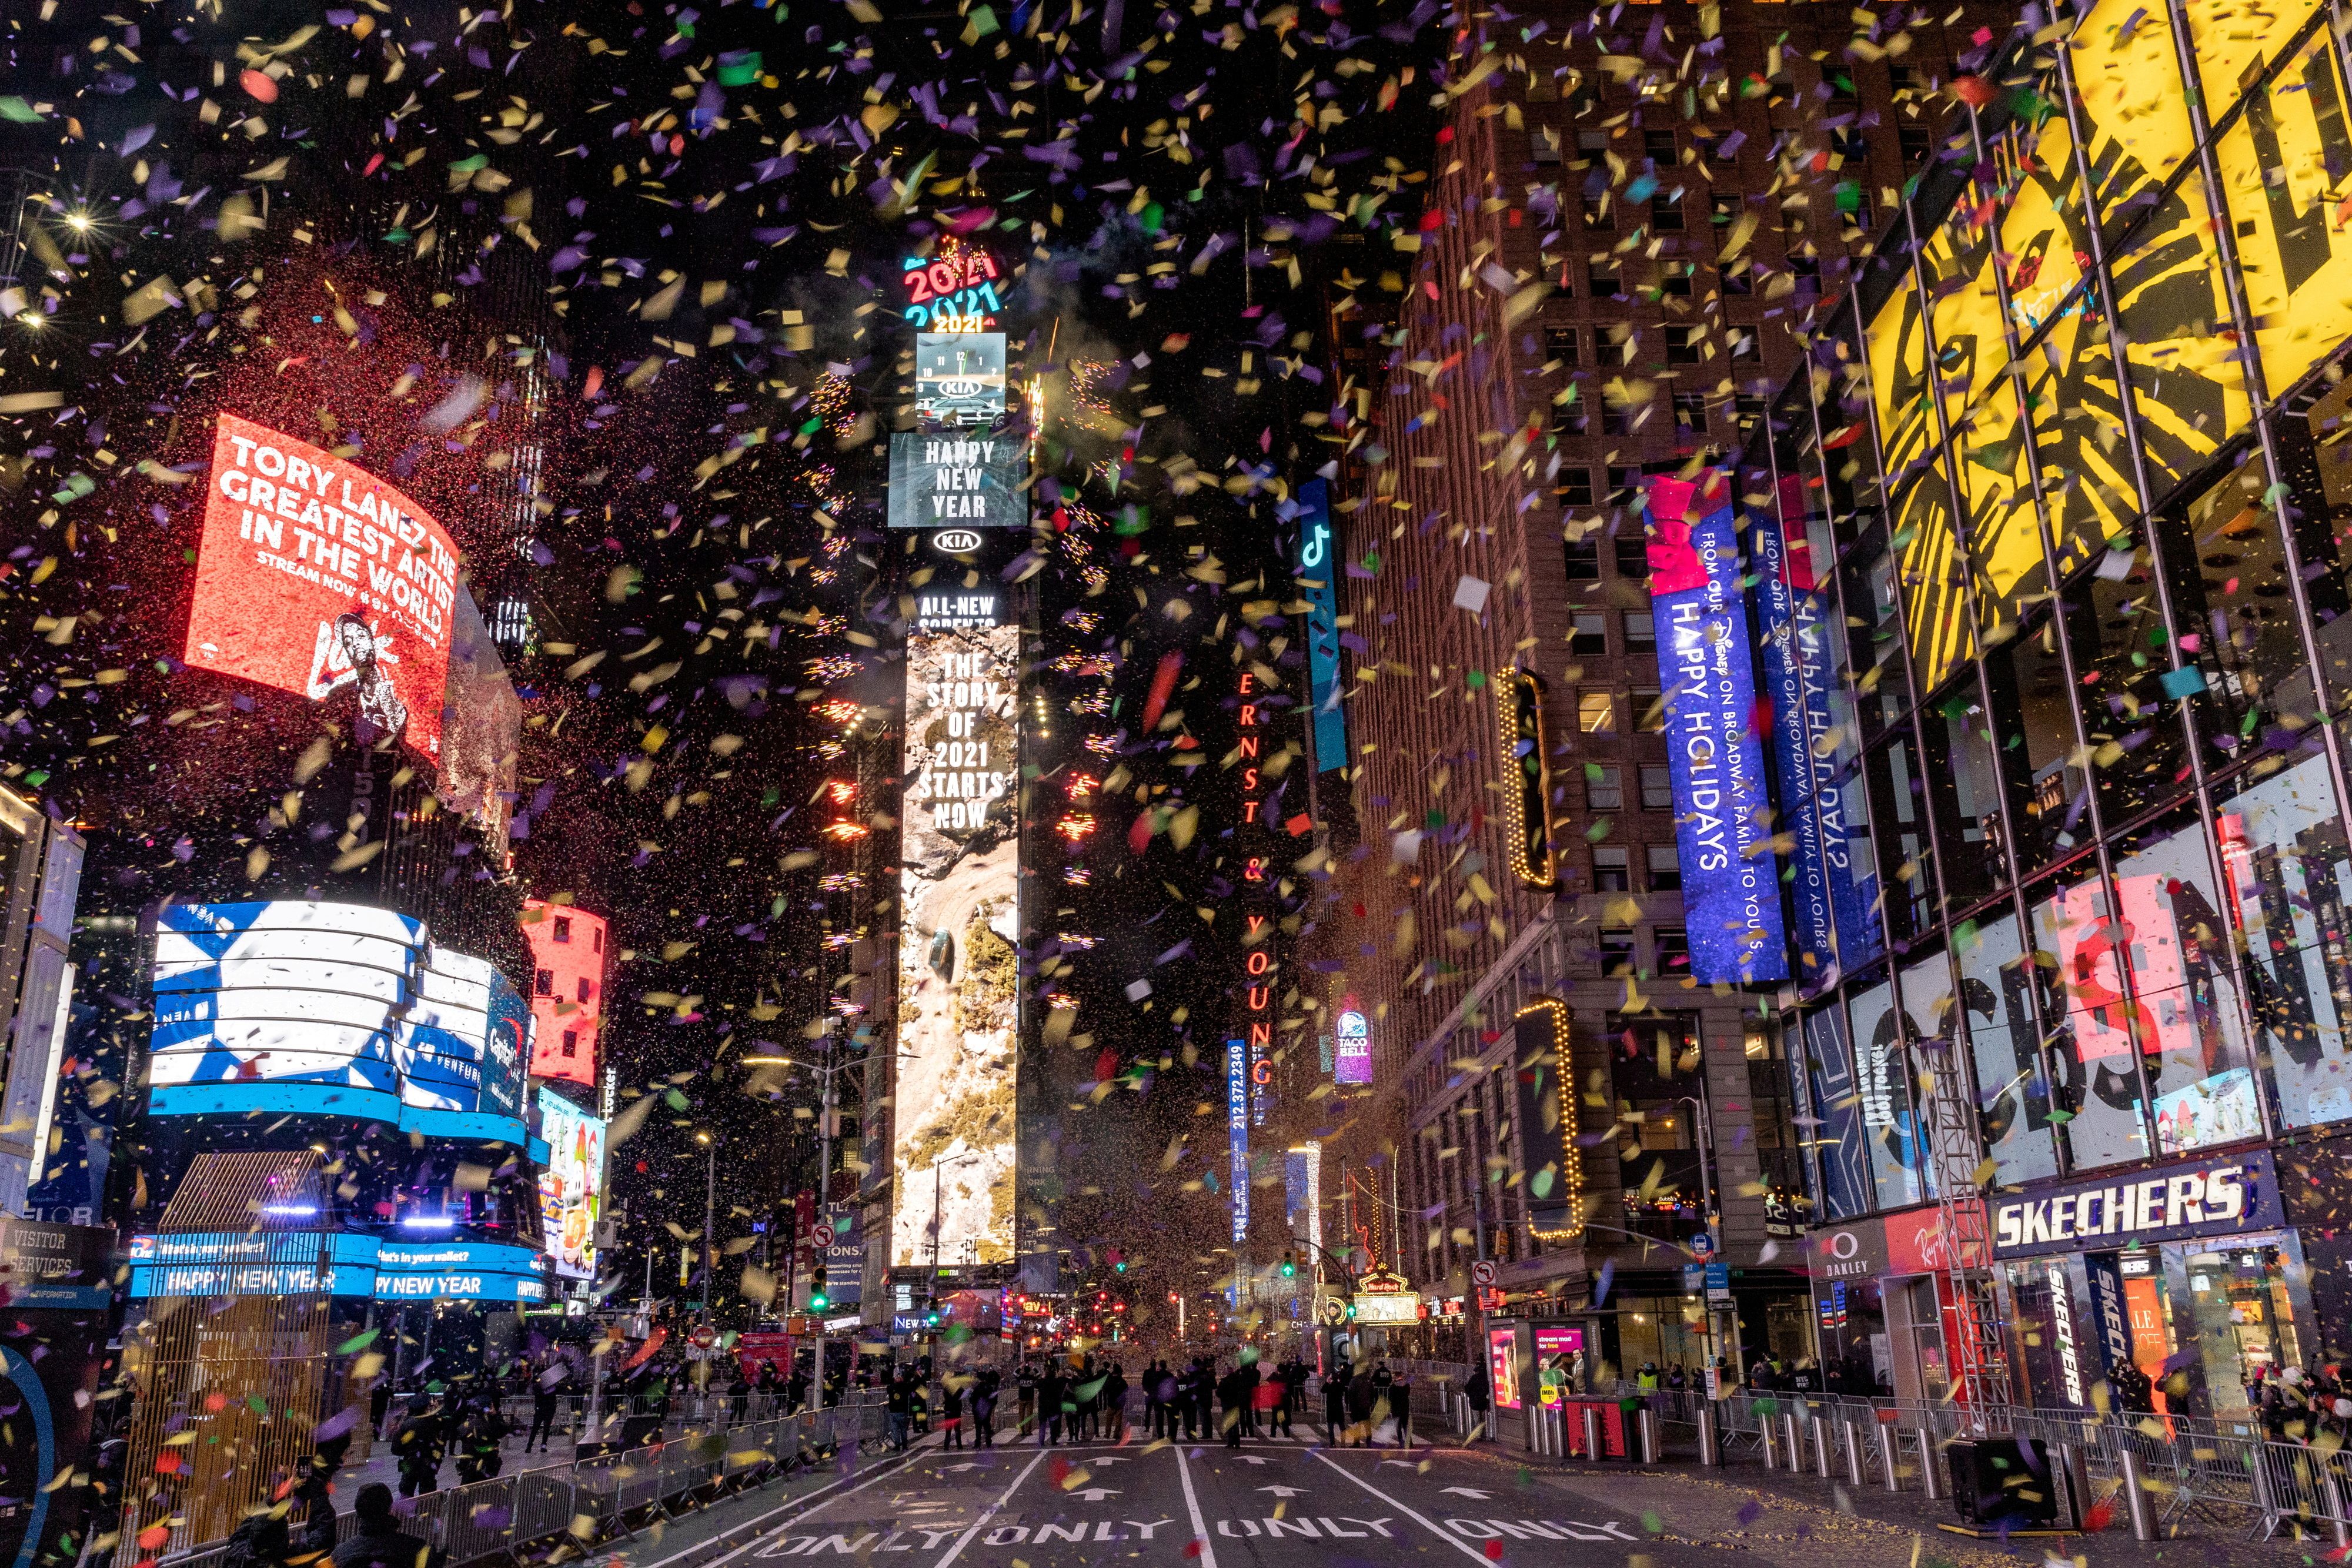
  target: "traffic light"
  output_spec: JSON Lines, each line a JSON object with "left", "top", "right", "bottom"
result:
{"left": 808, "top": 1288, "right": 830, "bottom": 1312}
{"left": 1279, "top": 1252, "right": 1297, "bottom": 1279}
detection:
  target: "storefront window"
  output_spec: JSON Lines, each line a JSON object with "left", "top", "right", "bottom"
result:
{"left": 2217, "top": 754, "right": 2352, "bottom": 1129}
{"left": 2107, "top": 811, "right": 2262, "bottom": 1154}
{"left": 2068, "top": 549, "right": 2193, "bottom": 825}
{"left": 2164, "top": 454, "right": 2327, "bottom": 744}
{"left": 1956, "top": 914, "right": 2062, "bottom": 1185}
{"left": 2183, "top": 1238, "right": 2308, "bottom": 1422}
{"left": 1802, "top": 999, "right": 1877, "bottom": 1221}
{"left": 2109, "top": 169, "right": 2245, "bottom": 499}
{"left": 2029, "top": 865, "right": 2155, "bottom": 1170}
{"left": 1923, "top": 682, "right": 2008, "bottom": 910}
{"left": 2265, "top": 389, "right": 2352, "bottom": 716}
{"left": 1864, "top": 735, "right": 1938, "bottom": 941}
{"left": 2207, "top": 17, "right": 2352, "bottom": 407}
{"left": 1986, "top": 610, "right": 2088, "bottom": 872}
{"left": 1838, "top": 525, "right": 1913, "bottom": 740}
{"left": 1847, "top": 977, "right": 1927, "bottom": 1210}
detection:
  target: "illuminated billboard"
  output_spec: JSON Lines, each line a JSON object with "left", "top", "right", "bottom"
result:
{"left": 887, "top": 432, "right": 1026, "bottom": 529}
{"left": 1645, "top": 473, "right": 1788, "bottom": 985}
{"left": 521, "top": 900, "right": 606, "bottom": 1085}
{"left": 1293, "top": 479, "right": 1348, "bottom": 774}
{"left": 125, "top": 1230, "right": 546, "bottom": 1302}
{"left": 902, "top": 244, "right": 1006, "bottom": 333}
{"left": 914, "top": 333, "right": 1007, "bottom": 427}
{"left": 1227, "top": 1041, "right": 1249, "bottom": 1245}
{"left": 186, "top": 414, "right": 461, "bottom": 759}
{"left": 1333, "top": 1004, "right": 1372, "bottom": 1085}
{"left": 536, "top": 1086, "right": 605, "bottom": 1282}
{"left": 148, "top": 901, "right": 530, "bottom": 1143}
{"left": 891, "top": 625, "right": 1021, "bottom": 1268}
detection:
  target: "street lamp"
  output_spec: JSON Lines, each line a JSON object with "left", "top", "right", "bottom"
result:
{"left": 742, "top": 1044, "right": 862, "bottom": 1408}
{"left": 696, "top": 1129, "right": 718, "bottom": 1321}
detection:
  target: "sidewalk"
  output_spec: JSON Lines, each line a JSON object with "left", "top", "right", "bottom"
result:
{"left": 1448, "top": 1441, "right": 2330, "bottom": 1567}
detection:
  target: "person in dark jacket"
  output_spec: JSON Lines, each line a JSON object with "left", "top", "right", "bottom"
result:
{"left": 1325, "top": 1363, "right": 1352, "bottom": 1445}
{"left": 527, "top": 1365, "right": 566, "bottom": 1453}
{"left": 1217, "top": 1362, "right": 1248, "bottom": 1447}
{"left": 942, "top": 1376, "right": 966, "bottom": 1449}
{"left": 1464, "top": 1363, "right": 1491, "bottom": 1442}
{"left": 331, "top": 1485, "right": 429, "bottom": 1568}
{"left": 225, "top": 1510, "right": 291, "bottom": 1568}
{"left": 1036, "top": 1364, "right": 1067, "bottom": 1446}
{"left": 392, "top": 1395, "right": 442, "bottom": 1497}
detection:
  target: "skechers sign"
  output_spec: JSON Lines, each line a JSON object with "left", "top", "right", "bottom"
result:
{"left": 1990, "top": 1151, "right": 2279, "bottom": 1258}
{"left": 1643, "top": 473, "right": 1787, "bottom": 984}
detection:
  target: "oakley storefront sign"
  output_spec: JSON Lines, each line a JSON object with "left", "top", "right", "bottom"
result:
{"left": 1990, "top": 1150, "right": 2280, "bottom": 1259}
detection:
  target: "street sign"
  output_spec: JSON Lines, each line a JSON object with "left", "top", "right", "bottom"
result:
{"left": 689, "top": 1325, "right": 719, "bottom": 1349}
{"left": 1705, "top": 1261, "right": 1731, "bottom": 1302}
{"left": 1688, "top": 1233, "right": 1714, "bottom": 1258}
{"left": 1470, "top": 1259, "right": 1498, "bottom": 1286}
{"left": 1318, "top": 1298, "right": 1348, "bottom": 1326}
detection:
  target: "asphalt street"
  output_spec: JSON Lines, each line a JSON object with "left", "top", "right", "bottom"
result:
{"left": 604, "top": 1430, "right": 1713, "bottom": 1568}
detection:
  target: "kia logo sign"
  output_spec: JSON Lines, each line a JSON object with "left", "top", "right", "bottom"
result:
{"left": 931, "top": 529, "right": 984, "bottom": 553}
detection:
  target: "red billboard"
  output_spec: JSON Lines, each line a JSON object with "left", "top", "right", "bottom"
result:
{"left": 185, "top": 413, "right": 459, "bottom": 759}
{"left": 522, "top": 900, "right": 606, "bottom": 1085}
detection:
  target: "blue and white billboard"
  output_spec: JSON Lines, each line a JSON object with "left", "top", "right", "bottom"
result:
{"left": 1291, "top": 479, "right": 1349, "bottom": 774}
{"left": 148, "top": 901, "right": 531, "bottom": 1143}
{"left": 1227, "top": 1039, "right": 1249, "bottom": 1245}
{"left": 125, "top": 1229, "right": 546, "bottom": 1302}
{"left": 1644, "top": 474, "right": 1788, "bottom": 984}
{"left": 1748, "top": 476, "right": 1880, "bottom": 991}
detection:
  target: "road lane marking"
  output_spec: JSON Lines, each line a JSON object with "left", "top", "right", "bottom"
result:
{"left": 1172, "top": 1446, "right": 1219, "bottom": 1568}
{"left": 930, "top": 1447, "right": 1048, "bottom": 1568}
{"left": 1307, "top": 1449, "right": 1492, "bottom": 1564}
{"left": 634, "top": 1440, "right": 938, "bottom": 1568}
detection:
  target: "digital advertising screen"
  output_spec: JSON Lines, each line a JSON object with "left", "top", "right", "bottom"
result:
{"left": 522, "top": 900, "right": 607, "bottom": 1085}
{"left": 887, "top": 432, "right": 1027, "bottom": 530}
{"left": 148, "top": 900, "right": 530, "bottom": 1144}
{"left": 1489, "top": 1328, "right": 1522, "bottom": 1410}
{"left": 1645, "top": 473, "right": 1789, "bottom": 984}
{"left": 1333, "top": 1004, "right": 1372, "bottom": 1085}
{"left": 185, "top": 413, "right": 461, "bottom": 759}
{"left": 914, "top": 332, "right": 1007, "bottom": 426}
{"left": 1291, "top": 479, "right": 1349, "bottom": 774}
{"left": 125, "top": 1231, "right": 546, "bottom": 1302}
{"left": 891, "top": 626, "right": 1021, "bottom": 1268}
{"left": 536, "top": 1086, "right": 606, "bottom": 1282}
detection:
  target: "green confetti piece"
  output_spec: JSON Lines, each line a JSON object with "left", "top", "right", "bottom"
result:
{"left": 0, "top": 98, "right": 47, "bottom": 124}
{"left": 335, "top": 1328, "right": 379, "bottom": 1355}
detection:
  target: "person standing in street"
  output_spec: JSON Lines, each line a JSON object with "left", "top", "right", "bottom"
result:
{"left": 1324, "top": 1362, "right": 1351, "bottom": 1445}
{"left": 1464, "top": 1361, "right": 1490, "bottom": 1443}
{"left": 527, "top": 1363, "right": 565, "bottom": 1455}
{"left": 1037, "top": 1362, "right": 1067, "bottom": 1446}
{"left": 1218, "top": 1360, "right": 1247, "bottom": 1447}
{"left": 1015, "top": 1361, "right": 1039, "bottom": 1440}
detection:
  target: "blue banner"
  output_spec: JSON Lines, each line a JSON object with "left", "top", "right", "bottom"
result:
{"left": 1227, "top": 1040, "right": 1250, "bottom": 1245}
{"left": 1747, "top": 479, "right": 1879, "bottom": 991}
{"left": 125, "top": 1230, "right": 546, "bottom": 1302}
{"left": 1645, "top": 474, "right": 1788, "bottom": 984}
{"left": 1802, "top": 1004, "right": 1875, "bottom": 1222}
{"left": 1292, "top": 479, "right": 1348, "bottom": 774}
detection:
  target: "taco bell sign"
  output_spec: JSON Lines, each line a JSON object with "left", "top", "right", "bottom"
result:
{"left": 1645, "top": 473, "right": 1787, "bottom": 984}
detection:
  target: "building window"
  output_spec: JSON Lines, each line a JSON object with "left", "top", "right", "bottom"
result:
{"left": 1661, "top": 260, "right": 1694, "bottom": 297}
{"left": 1558, "top": 469, "right": 1595, "bottom": 507}
{"left": 1565, "top": 533, "right": 1601, "bottom": 581}
{"left": 1735, "top": 393, "right": 1769, "bottom": 434}
{"left": 1641, "top": 764, "right": 1674, "bottom": 809}
{"left": 1633, "top": 688, "right": 1666, "bottom": 731}
{"left": 535, "top": 968, "right": 554, "bottom": 997}
{"left": 1588, "top": 264, "right": 1623, "bottom": 299}
{"left": 1608, "top": 466, "right": 1644, "bottom": 503}
{"left": 1899, "top": 125, "right": 1932, "bottom": 169}
{"left": 577, "top": 977, "right": 593, "bottom": 1003}
{"left": 1666, "top": 326, "right": 1703, "bottom": 365}
{"left": 1581, "top": 196, "right": 1611, "bottom": 230}
{"left": 1599, "top": 928, "right": 1638, "bottom": 974}
{"left": 1614, "top": 527, "right": 1651, "bottom": 578}
{"left": 561, "top": 1029, "right": 579, "bottom": 1058}
{"left": 1710, "top": 192, "right": 1739, "bottom": 229}
{"left": 1646, "top": 844, "right": 1683, "bottom": 891}
{"left": 1593, "top": 846, "right": 1632, "bottom": 892}
{"left": 1622, "top": 610, "right": 1656, "bottom": 650}
{"left": 553, "top": 915, "right": 572, "bottom": 944}
{"left": 1672, "top": 390, "right": 1709, "bottom": 429}
{"left": 1586, "top": 765, "right": 1623, "bottom": 811}
{"left": 1643, "top": 130, "right": 1677, "bottom": 165}
{"left": 593, "top": 927, "right": 603, "bottom": 952}
{"left": 1571, "top": 612, "right": 1609, "bottom": 654}
{"left": 1652, "top": 193, "right": 1684, "bottom": 232}
{"left": 1545, "top": 325, "right": 1580, "bottom": 366}
{"left": 1654, "top": 925, "right": 1690, "bottom": 972}
{"left": 1578, "top": 691, "right": 1617, "bottom": 733}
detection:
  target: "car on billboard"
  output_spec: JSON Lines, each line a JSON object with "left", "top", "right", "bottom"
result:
{"left": 185, "top": 413, "right": 461, "bottom": 758}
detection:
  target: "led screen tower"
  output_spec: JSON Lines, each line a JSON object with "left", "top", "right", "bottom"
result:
{"left": 890, "top": 239, "right": 1025, "bottom": 1278}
